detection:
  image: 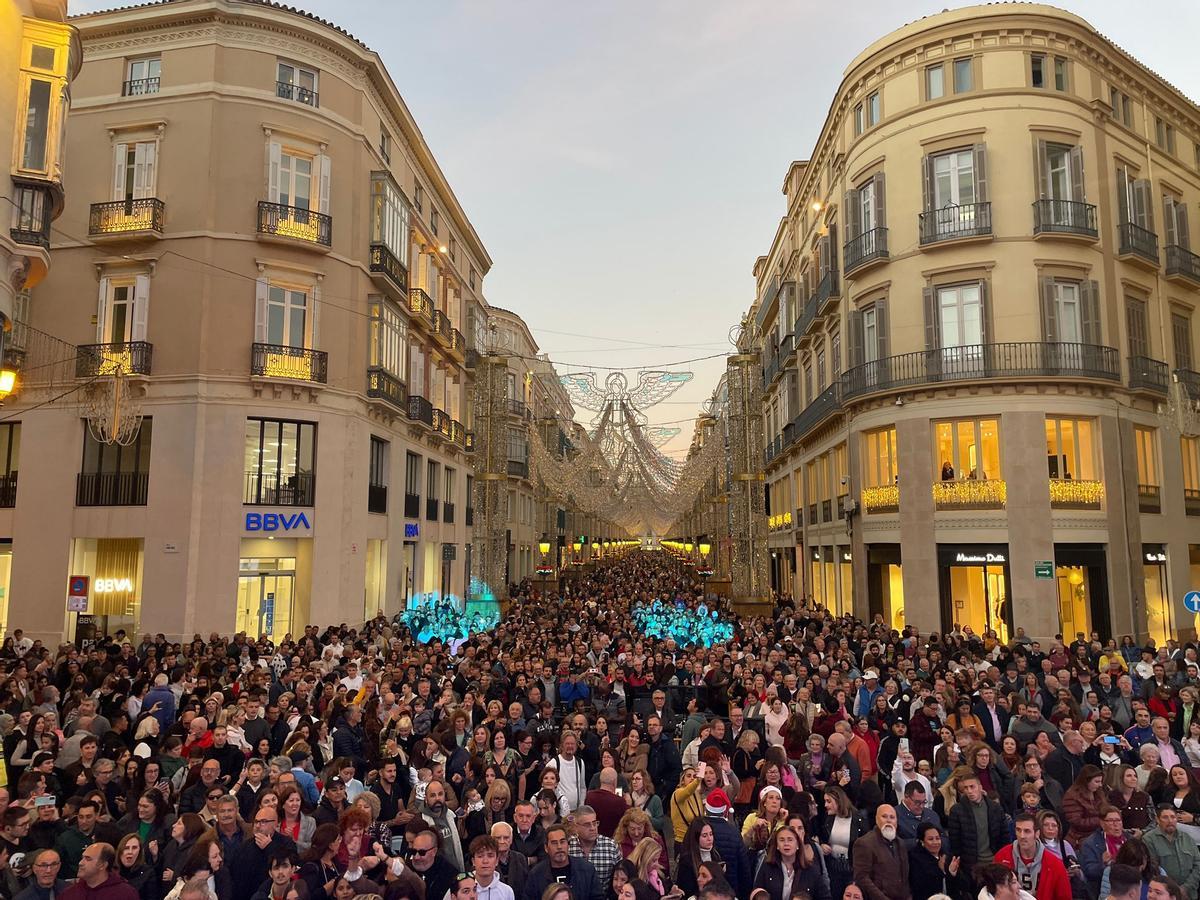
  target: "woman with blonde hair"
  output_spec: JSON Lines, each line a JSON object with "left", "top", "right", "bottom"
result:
{"left": 627, "top": 835, "right": 669, "bottom": 895}
{"left": 626, "top": 769, "right": 667, "bottom": 837}
{"left": 935, "top": 765, "right": 974, "bottom": 819}
{"left": 465, "top": 777, "right": 512, "bottom": 841}
{"left": 220, "top": 705, "right": 251, "bottom": 752}
{"left": 741, "top": 786, "right": 788, "bottom": 854}
{"left": 615, "top": 807, "right": 668, "bottom": 869}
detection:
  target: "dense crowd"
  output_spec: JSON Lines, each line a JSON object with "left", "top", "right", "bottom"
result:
{"left": 0, "top": 551, "right": 1194, "bottom": 900}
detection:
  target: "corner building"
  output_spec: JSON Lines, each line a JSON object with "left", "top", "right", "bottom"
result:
{"left": 5, "top": 0, "right": 488, "bottom": 643}
{"left": 755, "top": 4, "right": 1200, "bottom": 643}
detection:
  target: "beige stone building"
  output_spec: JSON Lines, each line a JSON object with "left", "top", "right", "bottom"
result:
{"left": 753, "top": 3, "right": 1200, "bottom": 643}
{"left": 3, "top": 0, "right": 492, "bottom": 643}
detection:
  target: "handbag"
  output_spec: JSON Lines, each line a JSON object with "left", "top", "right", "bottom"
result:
{"left": 735, "top": 778, "right": 756, "bottom": 805}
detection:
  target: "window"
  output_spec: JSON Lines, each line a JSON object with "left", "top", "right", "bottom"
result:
{"left": 816, "top": 345, "right": 827, "bottom": 392}
{"left": 431, "top": 208, "right": 439, "bottom": 236}
{"left": 930, "top": 148, "right": 977, "bottom": 207}
{"left": 925, "top": 64, "right": 944, "bottom": 100}
{"left": 854, "top": 103, "right": 864, "bottom": 136}
{"left": 379, "top": 129, "right": 391, "bottom": 164}
{"left": 830, "top": 327, "right": 841, "bottom": 377}
{"left": 414, "top": 184, "right": 424, "bottom": 213}
{"left": 506, "top": 427, "right": 527, "bottom": 462}
{"left": 1164, "top": 195, "right": 1190, "bottom": 250}
{"left": 370, "top": 173, "right": 410, "bottom": 265}
{"left": 405, "top": 451, "right": 421, "bottom": 496}
{"left": 936, "top": 283, "right": 984, "bottom": 354}
{"left": 866, "top": 91, "right": 880, "bottom": 127}
{"left": 124, "top": 57, "right": 160, "bottom": 95}
{"left": 426, "top": 460, "right": 440, "bottom": 516}
{"left": 802, "top": 361, "right": 812, "bottom": 405}
{"left": 953, "top": 57, "right": 973, "bottom": 93}
{"left": 112, "top": 141, "right": 157, "bottom": 201}
{"left": 934, "top": 418, "right": 1001, "bottom": 481}
{"left": 1045, "top": 144, "right": 1076, "bottom": 200}
{"left": 1183, "top": 437, "right": 1200, "bottom": 503}
{"left": 859, "top": 178, "right": 876, "bottom": 232}
{"left": 96, "top": 274, "right": 149, "bottom": 345}
{"left": 444, "top": 467, "right": 456, "bottom": 504}
{"left": 244, "top": 419, "right": 315, "bottom": 505}
{"left": 1135, "top": 425, "right": 1160, "bottom": 497}
{"left": 1116, "top": 165, "right": 1152, "bottom": 229}
{"left": 1173, "top": 312, "right": 1194, "bottom": 371}
{"left": 1052, "top": 281, "right": 1082, "bottom": 343}
{"left": 466, "top": 474, "right": 474, "bottom": 511}
{"left": 449, "top": 236, "right": 457, "bottom": 263}
{"left": 863, "top": 427, "right": 898, "bottom": 487}
{"left": 20, "top": 79, "right": 52, "bottom": 174}
{"left": 15, "top": 22, "right": 70, "bottom": 179}
{"left": 1054, "top": 57, "right": 1068, "bottom": 92}
{"left": 276, "top": 61, "right": 318, "bottom": 106}
{"left": 1155, "top": 117, "right": 1176, "bottom": 154}
{"left": 470, "top": 267, "right": 477, "bottom": 290}
{"left": 1040, "top": 277, "right": 1099, "bottom": 345}
{"left": 369, "top": 437, "right": 388, "bottom": 487}
{"left": 862, "top": 307, "right": 878, "bottom": 363}
{"left": 368, "top": 297, "right": 408, "bottom": 379}
{"left": 265, "top": 285, "right": 308, "bottom": 348}
{"left": 1031, "top": 54, "right": 1045, "bottom": 89}
{"left": 80, "top": 419, "right": 152, "bottom": 505}
{"left": 1127, "top": 297, "right": 1149, "bottom": 359}
{"left": 0, "top": 424, "right": 19, "bottom": 482}
{"left": 277, "top": 150, "right": 312, "bottom": 210}
{"left": 1045, "top": 418, "right": 1097, "bottom": 480}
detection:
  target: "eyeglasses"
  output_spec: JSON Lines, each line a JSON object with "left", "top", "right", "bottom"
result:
{"left": 253, "top": 819, "right": 276, "bottom": 826}
{"left": 411, "top": 846, "right": 436, "bottom": 856}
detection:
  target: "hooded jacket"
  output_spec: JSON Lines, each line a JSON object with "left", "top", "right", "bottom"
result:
{"left": 994, "top": 839, "right": 1073, "bottom": 900}
{"left": 59, "top": 871, "right": 139, "bottom": 900}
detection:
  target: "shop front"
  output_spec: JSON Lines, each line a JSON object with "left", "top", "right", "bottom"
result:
{"left": 67, "top": 538, "right": 144, "bottom": 642}
{"left": 0, "top": 540, "right": 12, "bottom": 636}
{"left": 1053, "top": 544, "right": 1111, "bottom": 642}
{"left": 938, "top": 544, "right": 1011, "bottom": 642}
{"left": 238, "top": 537, "right": 312, "bottom": 639}
{"left": 866, "top": 544, "right": 904, "bottom": 631}
{"left": 1144, "top": 544, "right": 1171, "bottom": 645}
{"left": 364, "top": 538, "right": 387, "bottom": 620}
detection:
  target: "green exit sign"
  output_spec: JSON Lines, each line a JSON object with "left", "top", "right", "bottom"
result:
{"left": 1034, "top": 561, "right": 1054, "bottom": 579}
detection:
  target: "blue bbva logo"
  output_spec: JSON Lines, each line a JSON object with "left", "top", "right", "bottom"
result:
{"left": 246, "top": 512, "right": 311, "bottom": 532}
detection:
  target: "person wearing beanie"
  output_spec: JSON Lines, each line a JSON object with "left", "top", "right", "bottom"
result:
{"left": 702, "top": 788, "right": 751, "bottom": 898}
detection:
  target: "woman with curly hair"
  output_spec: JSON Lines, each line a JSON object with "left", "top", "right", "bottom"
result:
{"left": 615, "top": 808, "right": 667, "bottom": 869}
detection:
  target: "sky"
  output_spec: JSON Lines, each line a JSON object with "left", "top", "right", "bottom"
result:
{"left": 67, "top": 0, "right": 1200, "bottom": 459}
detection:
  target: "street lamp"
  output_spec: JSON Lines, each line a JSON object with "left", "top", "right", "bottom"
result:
{"left": 536, "top": 536, "right": 553, "bottom": 580}
{"left": 698, "top": 541, "right": 713, "bottom": 592}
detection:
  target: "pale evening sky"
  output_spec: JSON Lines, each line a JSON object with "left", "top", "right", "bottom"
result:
{"left": 68, "top": 0, "right": 1200, "bottom": 459}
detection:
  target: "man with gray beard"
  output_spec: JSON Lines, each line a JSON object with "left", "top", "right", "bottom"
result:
{"left": 852, "top": 805, "right": 911, "bottom": 900}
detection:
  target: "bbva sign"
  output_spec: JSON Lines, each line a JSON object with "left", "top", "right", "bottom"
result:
{"left": 245, "top": 512, "right": 312, "bottom": 532}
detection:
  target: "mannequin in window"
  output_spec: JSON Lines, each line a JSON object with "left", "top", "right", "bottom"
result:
{"left": 940, "top": 461, "right": 955, "bottom": 481}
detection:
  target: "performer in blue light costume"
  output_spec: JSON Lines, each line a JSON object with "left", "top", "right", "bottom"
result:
{"left": 631, "top": 599, "right": 733, "bottom": 647}
{"left": 400, "top": 584, "right": 500, "bottom": 645}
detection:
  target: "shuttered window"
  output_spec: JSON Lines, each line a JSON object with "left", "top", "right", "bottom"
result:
{"left": 1039, "top": 278, "right": 1101, "bottom": 344}
{"left": 1126, "top": 298, "right": 1149, "bottom": 359}
{"left": 1164, "top": 195, "right": 1191, "bottom": 249}
{"left": 1173, "top": 312, "right": 1194, "bottom": 371}
{"left": 1035, "top": 141, "right": 1084, "bottom": 201}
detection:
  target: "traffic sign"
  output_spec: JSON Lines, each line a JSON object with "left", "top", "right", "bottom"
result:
{"left": 67, "top": 575, "right": 89, "bottom": 612}
{"left": 1034, "top": 561, "right": 1054, "bottom": 579}
{"left": 1184, "top": 591, "right": 1200, "bottom": 614}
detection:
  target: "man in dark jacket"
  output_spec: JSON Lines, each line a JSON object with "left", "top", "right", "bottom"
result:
{"left": 522, "top": 824, "right": 600, "bottom": 900}
{"left": 702, "top": 790, "right": 751, "bottom": 899}
{"left": 511, "top": 802, "right": 544, "bottom": 866}
{"left": 15, "top": 847, "right": 67, "bottom": 900}
{"left": 409, "top": 827, "right": 459, "bottom": 900}
{"left": 1043, "top": 731, "right": 1087, "bottom": 795}
{"left": 331, "top": 707, "right": 368, "bottom": 778}
{"left": 948, "top": 771, "right": 1007, "bottom": 872}
{"left": 228, "top": 807, "right": 297, "bottom": 899}
{"left": 645, "top": 716, "right": 681, "bottom": 797}
{"left": 852, "top": 805, "right": 911, "bottom": 900}
{"left": 494, "top": 822, "right": 529, "bottom": 899}
{"left": 974, "top": 687, "right": 1011, "bottom": 750}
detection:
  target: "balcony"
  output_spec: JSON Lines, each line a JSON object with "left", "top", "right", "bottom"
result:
{"left": 932, "top": 478, "right": 1007, "bottom": 510}
{"left": 77, "top": 471, "right": 149, "bottom": 507}
{"left": 1117, "top": 222, "right": 1159, "bottom": 268}
{"left": 1139, "top": 483, "right": 1161, "bottom": 514}
{"left": 813, "top": 267, "right": 840, "bottom": 314}
{"left": 1032, "top": 199, "right": 1098, "bottom": 239}
{"left": 919, "top": 202, "right": 992, "bottom": 245}
{"left": 251, "top": 343, "right": 328, "bottom": 384}
{"left": 443, "top": 501, "right": 455, "bottom": 524}
{"left": 368, "top": 243, "right": 408, "bottom": 294}
{"left": 0, "top": 474, "right": 16, "bottom": 508}
{"left": 368, "top": 483, "right": 387, "bottom": 515}
{"left": 1177, "top": 368, "right": 1200, "bottom": 404}
{"left": 843, "top": 227, "right": 888, "bottom": 274}
{"left": 425, "top": 497, "right": 439, "bottom": 521}
{"left": 841, "top": 342, "right": 1121, "bottom": 402}
{"left": 122, "top": 77, "right": 159, "bottom": 96}
{"left": 507, "top": 459, "right": 529, "bottom": 479}
{"left": 508, "top": 398, "right": 528, "bottom": 418}
{"left": 404, "top": 492, "right": 420, "bottom": 518}
{"left": 465, "top": 431, "right": 476, "bottom": 453}
{"left": 76, "top": 342, "right": 153, "bottom": 377}
{"left": 450, "top": 328, "right": 466, "bottom": 361}
{"left": 431, "top": 310, "right": 452, "bottom": 347}
{"left": 1166, "top": 244, "right": 1200, "bottom": 285}
{"left": 1128, "top": 356, "right": 1169, "bottom": 394}
{"left": 862, "top": 484, "right": 899, "bottom": 514}
{"left": 466, "top": 506, "right": 474, "bottom": 526}
{"left": 10, "top": 181, "right": 52, "bottom": 249}
{"left": 407, "top": 394, "right": 433, "bottom": 427}
{"left": 366, "top": 367, "right": 408, "bottom": 413}
{"left": 791, "top": 383, "right": 842, "bottom": 443}
{"left": 451, "top": 419, "right": 465, "bottom": 448}
{"left": 256, "top": 201, "right": 331, "bottom": 248}
{"left": 244, "top": 471, "right": 314, "bottom": 506}
{"left": 276, "top": 81, "right": 318, "bottom": 107}
{"left": 1049, "top": 478, "right": 1103, "bottom": 510}
{"left": 432, "top": 407, "right": 453, "bottom": 441}
{"left": 88, "top": 198, "right": 164, "bottom": 238}
{"left": 408, "top": 288, "right": 435, "bottom": 329}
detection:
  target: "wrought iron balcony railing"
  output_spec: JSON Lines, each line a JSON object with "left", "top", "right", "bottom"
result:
{"left": 465, "top": 431, "right": 476, "bottom": 452}
{"left": 89, "top": 198, "right": 164, "bottom": 236}
{"left": 841, "top": 342, "right": 1120, "bottom": 402}
{"left": 451, "top": 419, "right": 465, "bottom": 448}
{"left": 368, "top": 242, "right": 408, "bottom": 293}
{"left": 368, "top": 483, "right": 387, "bottom": 514}
{"left": 507, "top": 459, "right": 529, "bottom": 479}
{"left": 791, "top": 383, "right": 842, "bottom": 443}
{"left": 432, "top": 407, "right": 453, "bottom": 440}
{"left": 425, "top": 497, "right": 439, "bottom": 521}
{"left": 813, "top": 267, "right": 840, "bottom": 311}
{"left": 919, "top": 202, "right": 993, "bottom": 244}
{"left": 366, "top": 366, "right": 408, "bottom": 412}
{"left": 431, "top": 309, "right": 452, "bottom": 345}
{"left": 256, "top": 201, "right": 331, "bottom": 247}
{"left": 1128, "top": 356, "right": 1169, "bottom": 394}
{"left": 1033, "top": 199, "right": 1098, "bottom": 238}
{"left": 407, "top": 394, "right": 433, "bottom": 427}
{"left": 451, "top": 329, "right": 465, "bottom": 357}
{"left": 1118, "top": 221, "right": 1159, "bottom": 266}
{"left": 443, "top": 501, "right": 455, "bottom": 524}
{"left": 78, "top": 471, "right": 149, "bottom": 507}
{"left": 1166, "top": 244, "right": 1200, "bottom": 283}
{"left": 408, "top": 288, "right": 435, "bottom": 326}
{"left": 251, "top": 343, "right": 328, "bottom": 383}
{"left": 76, "top": 341, "right": 154, "bottom": 377}
{"left": 404, "top": 492, "right": 420, "bottom": 518}
{"left": 1138, "top": 483, "right": 1161, "bottom": 513}
{"left": 508, "top": 398, "right": 528, "bottom": 418}
{"left": 843, "top": 227, "right": 888, "bottom": 274}
{"left": 276, "top": 81, "right": 318, "bottom": 107}
{"left": 244, "top": 471, "right": 314, "bottom": 506}
{"left": 122, "top": 77, "right": 160, "bottom": 96}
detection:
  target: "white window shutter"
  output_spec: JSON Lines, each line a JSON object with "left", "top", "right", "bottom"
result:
{"left": 132, "top": 274, "right": 150, "bottom": 342}
{"left": 96, "top": 277, "right": 110, "bottom": 342}
{"left": 267, "top": 141, "right": 282, "bottom": 203}
{"left": 318, "top": 153, "right": 331, "bottom": 215}
{"left": 254, "top": 277, "right": 269, "bottom": 343}
{"left": 134, "top": 142, "right": 157, "bottom": 199}
{"left": 310, "top": 282, "right": 320, "bottom": 348}
{"left": 112, "top": 143, "right": 128, "bottom": 201}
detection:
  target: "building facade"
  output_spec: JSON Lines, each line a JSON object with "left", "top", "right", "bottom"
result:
{"left": 753, "top": 3, "right": 1200, "bottom": 642}
{"left": 5, "top": 0, "right": 488, "bottom": 643}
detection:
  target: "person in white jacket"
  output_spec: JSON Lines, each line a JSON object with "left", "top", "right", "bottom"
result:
{"left": 892, "top": 750, "right": 933, "bottom": 803}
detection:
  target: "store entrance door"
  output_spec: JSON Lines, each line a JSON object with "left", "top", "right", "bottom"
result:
{"left": 939, "top": 547, "right": 1011, "bottom": 643}
{"left": 236, "top": 563, "right": 295, "bottom": 638}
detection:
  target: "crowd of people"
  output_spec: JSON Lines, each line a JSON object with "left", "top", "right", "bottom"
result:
{"left": 0, "top": 550, "right": 1194, "bottom": 900}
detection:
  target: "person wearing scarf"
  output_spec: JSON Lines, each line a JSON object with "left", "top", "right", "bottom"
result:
{"left": 993, "top": 813, "right": 1073, "bottom": 900}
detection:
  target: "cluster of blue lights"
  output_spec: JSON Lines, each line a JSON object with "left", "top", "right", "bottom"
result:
{"left": 400, "top": 586, "right": 499, "bottom": 647}
{"left": 631, "top": 599, "right": 733, "bottom": 647}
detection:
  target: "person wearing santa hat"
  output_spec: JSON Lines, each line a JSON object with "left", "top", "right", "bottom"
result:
{"left": 702, "top": 788, "right": 752, "bottom": 898}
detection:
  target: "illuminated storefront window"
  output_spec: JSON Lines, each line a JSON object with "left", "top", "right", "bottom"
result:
{"left": 68, "top": 538, "right": 144, "bottom": 640}
{"left": 862, "top": 427, "right": 899, "bottom": 512}
{"left": 1144, "top": 544, "right": 1171, "bottom": 645}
